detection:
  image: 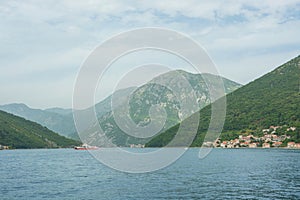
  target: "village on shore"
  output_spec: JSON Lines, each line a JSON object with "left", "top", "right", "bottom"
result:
{"left": 203, "top": 126, "right": 300, "bottom": 149}
{"left": 2, "top": 126, "right": 299, "bottom": 150}
{"left": 129, "top": 126, "right": 300, "bottom": 149}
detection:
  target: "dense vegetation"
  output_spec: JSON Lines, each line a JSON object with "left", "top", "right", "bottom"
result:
{"left": 146, "top": 55, "right": 300, "bottom": 147}
{"left": 0, "top": 103, "right": 76, "bottom": 138}
{"left": 0, "top": 110, "right": 81, "bottom": 149}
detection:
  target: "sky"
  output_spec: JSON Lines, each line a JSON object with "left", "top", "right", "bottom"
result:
{"left": 0, "top": 0, "right": 299, "bottom": 109}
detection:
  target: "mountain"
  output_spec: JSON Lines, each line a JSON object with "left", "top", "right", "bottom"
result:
{"left": 82, "top": 70, "right": 241, "bottom": 147}
{"left": 146, "top": 55, "right": 300, "bottom": 147}
{"left": 94, "top": 87, "right": 138, "bottom": 118}
{"left": 0, "top": 103, "right": 76, "bottom": 138}
{"left": 45, "top": 107, "right": 73, "bottom": 115}
{"left": 0, "top": 110, "right": 80, "bottom": 149}
{"left": 0, "top": 87, "right": 138, "bottom": 139}
{"left": 0, "top": 71, "right": 241, "bottom": 146}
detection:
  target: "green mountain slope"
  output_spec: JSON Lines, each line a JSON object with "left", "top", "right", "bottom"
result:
{"left": 85, "top": 70, "right": 241, "bottom": 147}
{"left": 0, "top": 110, "right": 80, "bottom": 149}
{"left": 146, "top": 55, "right": 300, "bottom": 147}
{"left": 0, "top": 103, "right": 76, "bottom": 138}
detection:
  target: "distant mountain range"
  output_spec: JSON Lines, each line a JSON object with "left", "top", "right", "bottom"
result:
{"left": 0, "top": 70, "right": 241, "bottom": 147}
{"left": 2, "top": 55, "right": 299, "bottom": 149}
{"left": 0, "top": 110, "right": 80, "bottom": 149}
{"left": 0, "top": 87, "right": 139, "bottom": 140}
{"left": 0, "top": 103, "right": 77, "bottom": 138}
{"left": 146, "top": 55, "right": 300, "bottom": 147}
{"left": 78, "top": 70, "right": 241, "bottom": 147}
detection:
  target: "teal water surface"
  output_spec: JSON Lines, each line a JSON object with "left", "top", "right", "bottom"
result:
{"left": 0, "top": 148, "right": 299, "bottom": 200}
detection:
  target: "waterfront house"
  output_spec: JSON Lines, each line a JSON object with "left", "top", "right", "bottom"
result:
{"left": 240, "top": 142, "right": 249, "bottom": 147}
{"left": 271, "top": 135, "right": 278, "bottom": 140}
{"left": 249, "top": 143, "right": 257, "bottom": 148}
{"left": 262, "top": 143, "right": 270, "bottom": 148}
{"left": 287, "top": 142, "right": 296, "bottom": 148}
{"left": 130, "top": 144, "right": 145, "bottom": 148}
{"left": 220, "top": 141, "right": 227, "bottom": 148}
{"left": 202, "top": 142, "right": 214, "bottom": 147}
{"left": 213, "top": 139, "right": 221, "bottom": 148}
{"left": 272, "top": 141, "right": 282, "bottom": 147}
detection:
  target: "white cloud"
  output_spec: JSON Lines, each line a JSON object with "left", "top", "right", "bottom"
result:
{"left": 0, "top": 0, "right": 299, "bottom": 108}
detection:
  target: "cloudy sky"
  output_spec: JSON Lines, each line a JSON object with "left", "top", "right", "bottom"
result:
{"left": 0, "top": 0, "right": 299, "bottom": 109}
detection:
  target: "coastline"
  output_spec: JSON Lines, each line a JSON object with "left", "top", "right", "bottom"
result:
{"left": 1, "top": 146, "right": 300, "bottom": 150}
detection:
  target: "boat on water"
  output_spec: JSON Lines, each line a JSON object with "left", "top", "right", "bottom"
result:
{"left": 74, "top": 143, "right": 99, "bottom": 150}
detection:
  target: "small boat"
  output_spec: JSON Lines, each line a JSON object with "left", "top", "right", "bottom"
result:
{"left": 74, "top": 143, "right": 99, "bottom": 150}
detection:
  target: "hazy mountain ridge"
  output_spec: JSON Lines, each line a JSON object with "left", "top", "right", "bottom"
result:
{"left": 0, "top": 87, "right": 139, "bottom": 139}
{"left": 45, "top": 107, "right": 73, "bottom": 115}
{"left": 0, "top": 103, "right": 76, "bottom": 138}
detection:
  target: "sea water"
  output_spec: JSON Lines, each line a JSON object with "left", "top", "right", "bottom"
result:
{"left": 0, "top": 148, "right": 299, "bottom": 200}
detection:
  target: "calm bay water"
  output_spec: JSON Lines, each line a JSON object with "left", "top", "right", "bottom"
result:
{"left": 0, "top": 148, "right": 299, "bottom": 200}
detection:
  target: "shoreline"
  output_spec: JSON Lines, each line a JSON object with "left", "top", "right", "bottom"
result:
{"left": 1, "top": 147, "right": 300, "bottom": 150}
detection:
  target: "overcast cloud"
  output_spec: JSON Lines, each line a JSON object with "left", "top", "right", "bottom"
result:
{"left": 0, "top": 0, "right": 299, "bottom": 108}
